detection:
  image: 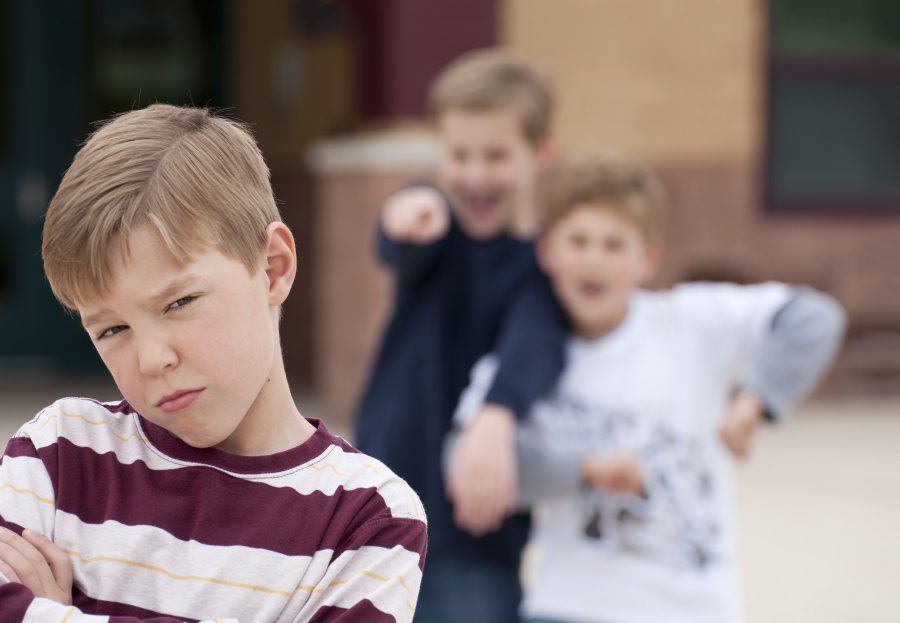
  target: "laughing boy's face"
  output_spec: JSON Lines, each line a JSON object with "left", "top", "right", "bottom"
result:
{"left": 438, "top": 108, "right": 540, "bottom": 240}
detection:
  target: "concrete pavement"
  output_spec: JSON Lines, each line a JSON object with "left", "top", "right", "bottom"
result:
{"left": 1, "top": 380, "right": 897, "bottom": 622}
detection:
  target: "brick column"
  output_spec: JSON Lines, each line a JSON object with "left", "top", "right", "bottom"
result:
{"left": 306, "top": 131, "right": 440, "bottom": 428}
{"left": 349, "top": 0, "right": 497, "bottom": 118}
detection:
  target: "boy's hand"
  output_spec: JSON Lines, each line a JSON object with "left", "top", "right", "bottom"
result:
{"left": 381, "top": 186, "right": 450, "bottom": 245}
{"left": 446, "top": 404, "right": 517, "bottom": 536}
{"left": 580, "top": 452, "right": 644, "bottom": 495}
{"left": 0, "top": 528, "right": 73, "bottom": 604}
{"left": 720, "top": 390, "right": 765, "bottom": 460}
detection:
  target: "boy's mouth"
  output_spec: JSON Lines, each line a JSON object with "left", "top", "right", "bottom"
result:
{"left": 459, "top": 191, "right": 502, "bottom": 221}
{"left": 156, "top": 388, "right": 205, "bottom": 413}
{"left": 578, "top": 281, "right": 606, "bottom": 299}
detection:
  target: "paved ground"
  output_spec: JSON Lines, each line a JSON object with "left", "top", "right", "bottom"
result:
{"left": 736, "top": 397, "right": 900, "bottom": 623}
{"left": 1, "top": 378, "right": 897, "bottom": 622}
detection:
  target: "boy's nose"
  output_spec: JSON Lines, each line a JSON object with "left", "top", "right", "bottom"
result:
{"left": 136, "top": 336, "right": 179, "bottom": 376}
{"left": 461, "top": 161, "right": 491, "bottom": 189}
{"left": 584, "top": 248, "right": 614, "bottom": 271}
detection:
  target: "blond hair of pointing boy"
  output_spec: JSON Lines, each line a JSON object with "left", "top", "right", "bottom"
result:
{"left": 355, "top": 49, "right": 566, "bottom": 623}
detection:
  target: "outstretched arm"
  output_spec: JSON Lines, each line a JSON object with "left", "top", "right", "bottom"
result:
{"left": 720, "top": 287, "right": 847, "bottom": 458}
{"left": 745, "top": 287, "right": 846, "bottom": 419}
{"left": 484, "top": 275, "right": 569, "bottom": 419}
{"left": 446, "top": 426, "right": 644, "bottom": 510}
{"left": 447, "top": 276, "right": 568, "bottom": 535}
{"left": 377, "top": 185, "right": 451, "bottom": 290}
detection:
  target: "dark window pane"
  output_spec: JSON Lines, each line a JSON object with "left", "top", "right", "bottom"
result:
{"left": 86, "top": 0, "right": 224, "bottom": 120}
{"left": 768, "top": 0, "right": 900, "bottom": 212}
{"left": 772, "top": 0, "right": 900, "bottom": 56}
{"left": 770, "top": 77, "right": 900, "bottom": 203}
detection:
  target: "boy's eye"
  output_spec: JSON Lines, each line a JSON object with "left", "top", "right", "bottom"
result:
{"left": 97, "top": 325, "right": 127, "bottom": 340}
{"left": 451, "top": 148, "right": 468, "bottom": 163}
{"left": 484, "top": 148, "right": 508, "bottom": 164}
{"left": 167, "top": 295, "right": 198, "bottom": 312}
{"left": 568, "top": 233, "right": 588, "bottom": 249}
{"left": 605, "top": 238, "right": 625, "bottom": 252}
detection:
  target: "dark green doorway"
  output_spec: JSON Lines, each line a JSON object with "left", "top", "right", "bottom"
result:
{"left": 0, "top": 0, "right": 227, "bottom": 372}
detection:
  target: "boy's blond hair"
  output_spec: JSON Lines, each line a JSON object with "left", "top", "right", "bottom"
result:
{"left": 544, "top": 152, "right": 667, "bottom": 241}
{"left": 428, "top": 48, "right": 554, "bottom": 146}
{"left": 42, "top": 104, "right": 279, "bottom": 310}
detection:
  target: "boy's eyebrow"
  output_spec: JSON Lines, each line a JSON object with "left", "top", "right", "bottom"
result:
{"left": 80, "top": 310, "right": 111, "bottom": 329}
{"left": 80, "top": 275, "right": 203, "bottom": 328}
{"left": 145, "top": 275, "right": 203, "bottom": 308}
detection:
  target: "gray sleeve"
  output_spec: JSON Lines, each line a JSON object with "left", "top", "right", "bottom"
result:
{"left": 442, "top": 429, "right": 584, "bottom": 510}
{"left": 514, "top": 433, "right": 584, "bottom": 508}
{"left": 447, "top": 355, "right": 598, "bottom": 507}
{"left": 448, "top": 353, "right": 584, "bottom": 506}
{"left": 744, "top": 287, "right": 847, "bottom": 419}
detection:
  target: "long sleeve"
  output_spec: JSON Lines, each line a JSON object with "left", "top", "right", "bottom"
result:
{"left": 0, "top": 582, "right": 238, "bottom": 623}
{"left": 1, "top": 433, "right": 238, "bottom": 623}
{"left": 513, "top": 435, "right": 583, "bottom": 508}
{"left": 0, "top": 434, "right": 56, "bottom": 539}
{"left": 0, "top": 511, "right": 426, "bottom": 623}
{"left": 377, "top": 226, "right": 447, "bottom": 292}
{"left": 484, "top": 275, "right": 569, "bottom": 419}
{"left": 743, "top": 287, "right": 847, "bottom": 419}
{"left": 297, "top": 516, "right": 427, "bottom": 623}
{"left": 451, "top": 355, "right": 582, "bottom": 508}
{"left": 376, "top": 183, "right": 451, "bottom": 291}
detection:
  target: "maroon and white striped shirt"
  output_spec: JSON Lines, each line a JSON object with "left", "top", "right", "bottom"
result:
{"left": 0, "top": 397, "right": 427, "bottom": 622}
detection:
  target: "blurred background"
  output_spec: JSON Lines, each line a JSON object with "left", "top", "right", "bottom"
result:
{"left": 0, "top": 1, "right": 898, "bottom": 621}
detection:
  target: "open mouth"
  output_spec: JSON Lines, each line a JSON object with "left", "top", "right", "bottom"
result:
{"left": 460, "top": 192, "right": 503, "bottom": 222}
{"left": 578, "top": 281, "right": 606, "bottom": 299}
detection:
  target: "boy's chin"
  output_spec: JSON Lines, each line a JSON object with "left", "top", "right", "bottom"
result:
{"left": 172, "top": 431, "right": 222, "bottom": 450}
{"left": 570, "top": 308, "right": 628, "bottom": 339}
{"left": 167, "top": 422, "right": 232, "bottom": 450}
{"left": 456, "top": 211, "right": 507, "bottom": 240}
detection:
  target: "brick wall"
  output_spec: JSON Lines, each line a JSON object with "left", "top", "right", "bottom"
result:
{"left": 306, "top": 131, "right": 440, "bottom": 426}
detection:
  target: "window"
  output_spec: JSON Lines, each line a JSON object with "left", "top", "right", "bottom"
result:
{"left": 767, "top": 0, "right": 900, "bottom": 213}
{"left": 85, "top": 0, "right": 226, "bottom": 122}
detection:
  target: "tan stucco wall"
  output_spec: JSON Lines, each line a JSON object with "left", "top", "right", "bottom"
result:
{"left": 500, "top": 0, "right": 900, "bottom": 388}
{"left": 501, "top": 0, "right": 763, "bottom": 163}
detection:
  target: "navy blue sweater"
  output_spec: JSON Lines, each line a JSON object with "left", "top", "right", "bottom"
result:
{"left": 355, "top": 214, "right": 567, "bottom": 568}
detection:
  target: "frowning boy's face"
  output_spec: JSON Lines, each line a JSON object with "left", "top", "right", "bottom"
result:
{"left": 78, "top": 225, "right": 280, "bottom": 452}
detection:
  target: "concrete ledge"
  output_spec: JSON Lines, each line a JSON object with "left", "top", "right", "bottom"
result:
{"left": 306, "top": 130, "right": 441, "bottom": 175}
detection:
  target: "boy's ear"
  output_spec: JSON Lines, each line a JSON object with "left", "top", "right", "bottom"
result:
{"left": 535, "top": 136, "right": 556, "bottom": 173}
{"left": 642, "top": 239, "right": 665, "bottom": 284}
{"left": 263, "top": 221, "right": 297, "bottom": 306}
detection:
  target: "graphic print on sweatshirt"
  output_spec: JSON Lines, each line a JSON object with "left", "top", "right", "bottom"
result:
{"left": 528, "top": 389, "right": 721, "bottom": 570}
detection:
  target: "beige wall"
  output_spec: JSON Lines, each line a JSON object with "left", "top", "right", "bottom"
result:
{"left": 302, "top": 1, "right": 899, "bottom": 422}
{"left": 306, "top": 132, "right": 440, "bottom": 424}
{"left": 502, "top": 0, "right": 763, "bottom": 163}
{"left": 501, "top": 0, "right": 900, "bottom": 390}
